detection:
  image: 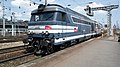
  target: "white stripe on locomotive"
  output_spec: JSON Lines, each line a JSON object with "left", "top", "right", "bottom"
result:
{"left": 29, "top": 30, "right": 77, "bottom": 33}
{"left": 54, "top": 33, "right": 94, "bottom": 43}
{"left": 28, "top": 25, "right": 78, "bottom": 33}
{"left": 28, "top": 25, "right": 78, "bottom": 29}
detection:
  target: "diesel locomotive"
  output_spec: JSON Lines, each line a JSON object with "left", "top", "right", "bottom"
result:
{"left": 25, "top": 4, "right": 102, "bottom": 54}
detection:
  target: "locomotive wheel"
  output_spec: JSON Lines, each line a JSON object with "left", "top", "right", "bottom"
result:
{"left": 60, "top": 43, "right": 68, "bottom": 49}
{"left": 46, "top": 44, "right": 54, "bottom": 54}
{"left": 34, "top": 48, "right": 41, "bottom": 55}
{"left": 60, "top": 44, "right": 65, "bottom": 49}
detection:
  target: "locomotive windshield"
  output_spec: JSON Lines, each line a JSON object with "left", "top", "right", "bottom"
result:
{"left": 30, "top": 11, "right": 55, "bottom": 21}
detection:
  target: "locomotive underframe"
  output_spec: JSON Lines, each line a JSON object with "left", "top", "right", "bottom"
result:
{"left": 28, "top": 37, "right": 54, "bottom": 55}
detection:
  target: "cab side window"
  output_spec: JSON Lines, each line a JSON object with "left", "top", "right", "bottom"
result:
{"left": 56, "top": 12, "right": 69, "bottom": 22}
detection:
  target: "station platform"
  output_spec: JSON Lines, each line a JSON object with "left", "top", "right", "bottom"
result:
{"left": 0, "top": 35, "right": 27, "bottom": 49}
{"left": 18, "top": 36, "right": 120, "bottom": 67}
{"left": 0, "top": 41, "right": 24, "bottom": 49}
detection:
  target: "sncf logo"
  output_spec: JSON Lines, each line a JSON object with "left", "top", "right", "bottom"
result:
{"left": 45, "top": 26, "right": 52, "bottom": 30}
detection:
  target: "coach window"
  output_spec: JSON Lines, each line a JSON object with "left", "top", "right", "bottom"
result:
{"left": 72, "top": 17, "right": 77, "bottom": 22}
{"left": 72, "top": 17, "right": 80, "bottom": 23}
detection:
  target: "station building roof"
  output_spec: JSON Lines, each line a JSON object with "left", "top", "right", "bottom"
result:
{"left": 0, "top": 20, "right": 28, "bottom": 26}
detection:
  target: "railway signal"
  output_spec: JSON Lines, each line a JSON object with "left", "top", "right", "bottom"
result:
{"left": 84, "top": 4, "right": 119, "bottom": 36}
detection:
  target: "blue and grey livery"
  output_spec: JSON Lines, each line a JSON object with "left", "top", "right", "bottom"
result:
{"left": 25, "top": 4, "right": 102, "bottom": 55}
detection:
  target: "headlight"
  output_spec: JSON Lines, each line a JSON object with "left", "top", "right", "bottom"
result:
{"left": 45, "top": 31, "right": 49, "bottom": 36}
{"left": 28, "top": 31, "right": 31, "bottom": 34}
{"left": 27, "top": 31, "right": 33, "bottom": 34}
{"left": 41, "top": 31, "right": 45, "bottom": 35}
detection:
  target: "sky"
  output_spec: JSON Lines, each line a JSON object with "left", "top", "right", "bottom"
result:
{"left": 0, "top": 0, "right": 120, "bottom": 28}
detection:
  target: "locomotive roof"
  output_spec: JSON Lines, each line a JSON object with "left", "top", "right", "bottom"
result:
{"left": 31, "top": 4, "right": 66, "bottom": 14}
{"left": 31, "top": 4, "right": 95, "bottom": 23}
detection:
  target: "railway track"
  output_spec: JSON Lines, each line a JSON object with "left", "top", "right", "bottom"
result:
{"left": 0, "top": 45, "right": 28, "bottom": 54}
{"left": 0, "top": 51, "right": 34, "bottom": 63}
{"left": 0, "top": 45, "right": 37, "bottom": 67}
{"left": 0, "top": 45, "right": 28, "bottom": 63}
